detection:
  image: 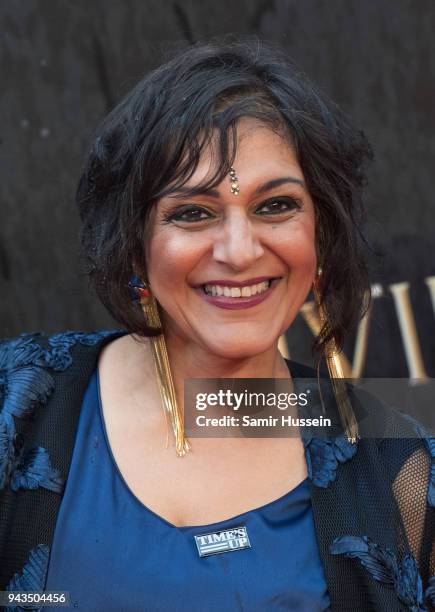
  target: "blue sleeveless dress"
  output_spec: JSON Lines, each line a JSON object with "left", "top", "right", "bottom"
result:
{"left": 44, "top": 370, "right": 331, "bottom": 611}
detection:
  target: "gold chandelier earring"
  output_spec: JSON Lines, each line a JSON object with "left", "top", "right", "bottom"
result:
{"left": 312, "top": 267, "right": 359, "bottom": 444}
{"left": 128, "top": 276, "right": 191, "bottom": 457}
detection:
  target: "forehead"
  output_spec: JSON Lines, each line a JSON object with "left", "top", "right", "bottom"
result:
{"left": 187, "top": 118, "right": 303, "bottom": 189}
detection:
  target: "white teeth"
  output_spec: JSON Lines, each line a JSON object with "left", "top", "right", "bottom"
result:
{"left": 203, "top": 280, "right": 273, "bottom": 297}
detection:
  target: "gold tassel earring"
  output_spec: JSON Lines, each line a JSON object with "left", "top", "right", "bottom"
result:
{"left": 313, "top": 268, "right": 359, "bottom": 444}
{"left": 129, "top": 276, "right": 191, "bottom": 457}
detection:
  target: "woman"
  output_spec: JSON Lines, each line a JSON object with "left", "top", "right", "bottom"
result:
{"left": 0, "top": 40, "right": 433, "bottom": 611}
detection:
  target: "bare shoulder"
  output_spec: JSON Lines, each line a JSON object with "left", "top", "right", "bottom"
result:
{"left": 98, "top": 334, "right": 158, "bottom": 394}
{"left": 99, "top": 333, "right": 152, "bottom": 375}
{"left": 98, "top": 333, "right": 164, "bottom": 432}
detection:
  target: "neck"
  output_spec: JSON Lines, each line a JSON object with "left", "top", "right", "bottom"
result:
{"left": 164, "top": 330, "right": 291, "bottom": 405}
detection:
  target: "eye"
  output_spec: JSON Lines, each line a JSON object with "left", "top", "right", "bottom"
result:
{"left": 164, "top": 205, "right": 214, "bottom": 224}
{"left": 255, "top": 197, "right": 301, "bottom": 216}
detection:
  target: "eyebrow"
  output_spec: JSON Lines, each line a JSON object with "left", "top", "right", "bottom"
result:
{"left": 167, "top": 176, "right": 306, "bottom": 199}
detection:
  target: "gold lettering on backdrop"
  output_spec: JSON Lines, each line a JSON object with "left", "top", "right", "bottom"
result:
{"left": 278, "top": 335, "right": 290, "bottom": 359}
{"left": 293, "top": 281, "right": 433, "bottom": 380}
{"left": 298, "top": 300, "right": 319, "bottom": 336}
{"left": 425, "top": 275, "right": 435, "bottom": 316}
{"left": 389, "top": 282, "right": 428, "bottom": 382}
{"left": 352, "top": 284, "right": 384, "bottom": 379}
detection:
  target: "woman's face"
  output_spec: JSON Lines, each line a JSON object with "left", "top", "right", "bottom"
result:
{"left": 146, "top": 118, "right": 317, "bottom": 359}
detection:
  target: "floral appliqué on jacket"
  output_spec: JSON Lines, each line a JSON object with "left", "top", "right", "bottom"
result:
{"left": 303, "top": 424, "right": 435, "bottom": 610}
{"left": 0, "top": 330, "right": 114, "bottom": 605}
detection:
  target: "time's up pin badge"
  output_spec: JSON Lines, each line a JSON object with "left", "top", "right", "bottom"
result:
{"left": 194, "top": 526, "right": 251, "bottom": 558}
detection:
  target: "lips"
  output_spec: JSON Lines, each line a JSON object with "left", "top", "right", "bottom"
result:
{"left": 194, "top": 277, "right": 281, "bottom": 310}
{"left": 196, "top": 276, "right": 278, "bottom": 288}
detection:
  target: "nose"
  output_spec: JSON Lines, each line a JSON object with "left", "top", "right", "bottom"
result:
{"left": 212, "top": 210, "right": 264, "bottom": 270}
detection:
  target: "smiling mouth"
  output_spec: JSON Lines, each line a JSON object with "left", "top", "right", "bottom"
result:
{"left": 202, "top": 278, "right": 277, "bottom": 298}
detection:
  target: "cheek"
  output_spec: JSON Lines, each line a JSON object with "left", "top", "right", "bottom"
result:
{"left": 147, "top": 229, "right": 204, "bottom": 289}
{"left": 271, "top": 222, "right": 317, "bottom": 274}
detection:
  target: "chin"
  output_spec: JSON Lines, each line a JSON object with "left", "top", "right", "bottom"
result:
{"left": 202, "top": 334, "right": 278, "bottom": 361}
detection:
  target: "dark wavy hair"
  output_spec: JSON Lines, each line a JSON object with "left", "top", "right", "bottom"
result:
{"left": 76, "top": 39, "right": 373, "bottom": 356}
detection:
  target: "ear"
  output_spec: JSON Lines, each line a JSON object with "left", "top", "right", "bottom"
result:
{"left": 312, "top": 266, "right": 324, "bottom": 300}
{"left": 131, "top": 255, "right": 148, "bottom": 282}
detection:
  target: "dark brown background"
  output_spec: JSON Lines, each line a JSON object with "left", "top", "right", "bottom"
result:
{"left": 1, "top": 0, "right": 434, "bottom": 376}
